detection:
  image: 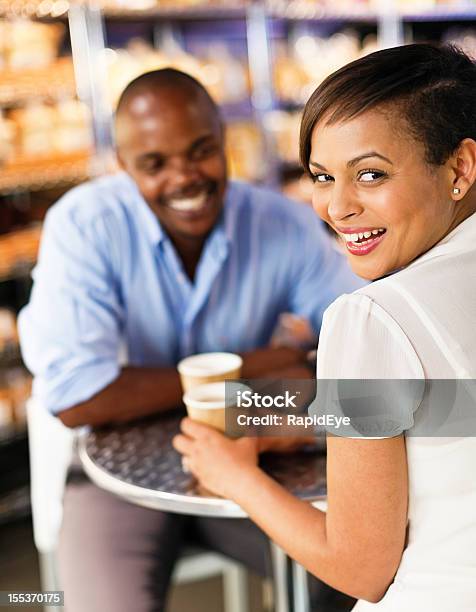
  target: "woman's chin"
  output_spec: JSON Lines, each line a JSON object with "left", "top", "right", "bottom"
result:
{"left": 350, "top": 260, "right": 393, "bottom": 282}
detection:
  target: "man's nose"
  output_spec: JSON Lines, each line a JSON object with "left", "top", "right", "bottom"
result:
{"left": 167, "top": 156, "right": 200, "bottom": 187}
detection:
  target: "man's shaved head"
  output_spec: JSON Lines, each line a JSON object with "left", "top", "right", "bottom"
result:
{"left": 114, "top": 67, "right": 228, "bottom": 258}
{"left": 115, "top": 68, "right": 220, "bottom": 129}
{"left": 114, "top": 68, "right": 223, "bottom": 153}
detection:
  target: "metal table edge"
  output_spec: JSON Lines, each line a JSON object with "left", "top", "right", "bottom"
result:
{"left": 78, "top": 434, "right": 326, "bottom": 518}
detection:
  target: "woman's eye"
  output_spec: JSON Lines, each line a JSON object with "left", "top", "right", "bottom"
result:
{"left": 312, "top": 173, "right": 334, "bottom": 183}
{"left": 358, "top": 170, "right": 386, "bottom": 182}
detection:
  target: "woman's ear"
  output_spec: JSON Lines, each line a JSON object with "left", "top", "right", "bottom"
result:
{"left": 448, "top": 138, "right": 476, "bottom": 200}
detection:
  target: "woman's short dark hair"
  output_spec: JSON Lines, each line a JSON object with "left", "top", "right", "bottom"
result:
{"left": 300, "top": 43, "right": 476, "bottom": 173}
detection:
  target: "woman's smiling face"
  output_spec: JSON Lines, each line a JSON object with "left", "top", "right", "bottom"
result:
{"left": 309, "top": 109, "right": 457, "bottom": 280}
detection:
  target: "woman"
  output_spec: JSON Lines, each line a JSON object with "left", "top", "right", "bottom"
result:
{"left": 174, "top": 44, "right": 476, "bottom": 610}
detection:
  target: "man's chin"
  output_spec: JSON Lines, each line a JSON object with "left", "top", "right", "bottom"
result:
{"left": 167, "top": 205, "right": 222, "bottom": 236}
{"left": 176, "top": 223, "right": 217, "bottom": 241}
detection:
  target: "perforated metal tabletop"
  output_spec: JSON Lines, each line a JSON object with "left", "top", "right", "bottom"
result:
{"left": 78, "top": 412, "right": 327, "bottom": 518}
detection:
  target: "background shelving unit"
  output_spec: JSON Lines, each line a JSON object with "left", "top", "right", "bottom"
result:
{"left": 73, "top": 0, "right": 476, "bottom": 188}
{"left": 0, "top": 0, "right": 85, "bottom": 524}
{"left": 1, "top": 0, "right": 476, "bottom": 527}
{"left": 66, "top": 1, "right": 277, "bottom": 181}
{"left": 0, "top": 5, "right": 93, "bottom": 192}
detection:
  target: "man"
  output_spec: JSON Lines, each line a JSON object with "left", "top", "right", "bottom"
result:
{"left": 19, "top": 69, "right": 362, "bottom": 611}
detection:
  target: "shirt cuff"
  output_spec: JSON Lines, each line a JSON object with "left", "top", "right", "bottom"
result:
{"left": 33, "top": 360, "right": 120, "bottom": 415}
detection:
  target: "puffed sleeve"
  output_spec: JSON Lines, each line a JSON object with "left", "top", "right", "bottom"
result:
{"left": 309, "top": 293, "right": 425, "bottom": 438}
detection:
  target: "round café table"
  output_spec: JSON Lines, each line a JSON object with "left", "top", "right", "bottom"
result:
{"left": 78, "top": 412, "right": 327, "bottom": 612}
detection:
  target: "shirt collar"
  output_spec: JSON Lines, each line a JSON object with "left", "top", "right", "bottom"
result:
{"left": 433, "top": 210, "right": 476, "bottom": 249}
{"left": 209, "top": 181, "right": 235, "bottom": 249}
{"left": 120, "top": 172, "right": 165, "bottom": 246}
{"left": 408, "top": 211, "right": 476, "bottom": 269}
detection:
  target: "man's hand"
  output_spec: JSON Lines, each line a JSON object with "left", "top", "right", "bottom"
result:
{"left": 173, "top": 418, "right": 259, "bottom": 499}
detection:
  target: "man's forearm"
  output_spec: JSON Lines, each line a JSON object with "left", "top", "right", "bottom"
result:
{"left": 58, "top": 366, "right": 183, "bottom": 428}
{"left": 58, "top": 347, "right": 312, "bottom": 429}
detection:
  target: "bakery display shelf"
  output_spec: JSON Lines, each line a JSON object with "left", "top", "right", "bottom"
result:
{"left": 4, "top": 1, "right": 475, "bottom": 23}
{"left": 402, "top": 8, "right": 476, "bottom": 22}
{"left": 0, "top": 224, "right": 41, "bottom": 282}
{"left": 268, "top": 6, "right": 379, "bottom": 22}
{"left": 0, "top": 0, "right": 69, "bottom": 19}
{"left": 267, "top": 2, "right": 476, "bottom": 22}
{"left": 221, "top": 99, "right": 254, "bottom": 121}
{"left": 0, "top": 58, "right": 76, "bottom": 107}
{"left": 0, "top": 150, "right": 91, "bottom": 195}
{"left": 103, "top": 4, "right": 379, "bottom": 23}
{"left": 99, "top": 4, "right": 248, "bottom": 21}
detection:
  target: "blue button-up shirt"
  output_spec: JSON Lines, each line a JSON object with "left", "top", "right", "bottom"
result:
{"left": 19, "top": 173, "right": 363, "bottom": 413}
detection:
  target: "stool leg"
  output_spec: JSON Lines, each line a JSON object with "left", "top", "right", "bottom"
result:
{"left": 223, "top": 563, "right": 248, "bottom": 612}
{"left": 269, "top": 542, "right": 289, "bottom": 612}
{"left": 292, "top": 560, "right": 310, "bottom": 612}
{"left": 38, "top": 552, "right": 63, "bottom": 612}
{"left": 261, "top": 578, "right": 274, "bottom": 612}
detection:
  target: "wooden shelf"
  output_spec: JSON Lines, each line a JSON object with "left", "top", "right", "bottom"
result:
{"left": 0, "top": 0, "right": 249, "bottom": 20}
{"left": 0, "top": 225, "right": 41, "bottom": 281}
{"left": 268, "top": 1, "right": 476, "bottom": 22}
{"left": 102, "top": 4, "right": 248, "bottom": 20}
{"left": 0, "top": 58, "right": 76, "bottom": 107}
{"left": 0, "top": 150, "right": 91, "bottom": 195}
{"left": 0, "top": 0, "right": 68, "bottom": 19}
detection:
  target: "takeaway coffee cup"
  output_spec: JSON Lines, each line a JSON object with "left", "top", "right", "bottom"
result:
{"left": 182, "top": 381, "right": 229, "bottom": 432}
{"left": 182, "top": 381, "right": 249, "bottom": 484}
{"left": 182, "top": 381, "right": 249, "bottom": 434}
{"left": 177, "top": 352, "right": 243, "bottom": 393}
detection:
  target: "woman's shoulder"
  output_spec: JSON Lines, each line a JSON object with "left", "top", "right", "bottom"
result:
{"left": 318, "top": 290, "right": 424, "bottom": 380}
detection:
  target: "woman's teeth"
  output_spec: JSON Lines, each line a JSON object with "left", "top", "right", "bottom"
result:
{"left": 168, "top": 192, "right": 208, "bottom": 212}
{"left": 342, "top": 228, "right": 386, "bottom": 245}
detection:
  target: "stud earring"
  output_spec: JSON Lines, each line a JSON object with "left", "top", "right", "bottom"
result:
{"left": 453, "top": 187, "right": 461, "bottom": 195}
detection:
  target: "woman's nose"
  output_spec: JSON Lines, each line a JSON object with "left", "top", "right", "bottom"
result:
{"left": 326, "top": 184, "right": 362, "bottom": 223}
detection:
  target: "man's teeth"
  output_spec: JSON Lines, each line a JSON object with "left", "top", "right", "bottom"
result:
{"left": 341, "top": 228, "right": 385, "bottom": 244}
{"left": 168, "top": 192, "right": 207, "bottom": 212}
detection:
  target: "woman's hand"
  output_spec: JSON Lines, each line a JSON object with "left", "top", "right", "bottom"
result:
{"left": 173, "top": 418, "right": 259, "bottom": 499}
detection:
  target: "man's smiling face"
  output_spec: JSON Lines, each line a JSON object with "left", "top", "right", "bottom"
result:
{"left": 116, "top": 86, "right": 227, "bottom": 244}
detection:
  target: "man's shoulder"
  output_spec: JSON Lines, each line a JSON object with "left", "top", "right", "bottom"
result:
{"left": 230, "top": 180, "right": 317, "bottom": 228}
{"left": 47, "top": 172, "right": 136, "bottom": 228}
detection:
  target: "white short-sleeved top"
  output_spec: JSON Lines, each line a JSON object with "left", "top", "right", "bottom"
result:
{"left": 315, "top": 213, "right": 476, "bottom": 611}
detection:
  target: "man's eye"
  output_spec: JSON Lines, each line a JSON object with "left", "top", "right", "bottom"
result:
{"left": 191, "top": 145, "right": 218, "bottom": 161}
{"left": 143, "top": 166, "right": 160, "bottom": 175}
{"left": 312, "top": 173, "right": 333, "bottom": 183}
{"left": 358, "top": 170, "right": 386, "bottom": 182}
{"left": 138, "top": 161, "right": 163, "bottom": 175}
